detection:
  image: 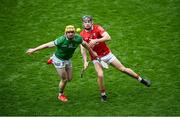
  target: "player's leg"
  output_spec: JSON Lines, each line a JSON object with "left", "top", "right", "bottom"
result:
{"left": 56, "top": 60, "right": 72, "bottom": 102}
{"left": 56, "top": 68, "right": 68, "bottom": 102}
{"left": 56, "top": 68, "right": 68, "bottom": 94}
{"left": 66, "top": 67, "right": 72, "bottom": 81}
{"left": 110, "top": 57, "right": 151, "bottom": 87}
{"left": 93, "top": 60, "right": 107, "bottom": 101}
{"left": 52, "top": 55, "right": 69, "bottom": 102}
{"left": 111, "top": 58, "right": 138, "bottom": 78}
{"left": 65, "top": 60, "right": 73, "bottom": 81}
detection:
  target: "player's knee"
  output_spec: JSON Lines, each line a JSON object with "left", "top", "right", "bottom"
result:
{"left": 118, "top": 66, "right": 126, "bottom": 72}
{"left": 119, "top": 67, "right": 131, "bottom": 73}
{"left": 125, "top": 68, "right": 132, "bottom": 72}
{"left": 122, "top": 68, "right": 132, "bottom": 73}
{"left": 61, "top": 77, "right": 68, "bottom": 83}
{"left": 97, "top": 72, "right": 103, "bottom": 79}
{"left": 95, "top": 69, "right": 104, "bottom": 79}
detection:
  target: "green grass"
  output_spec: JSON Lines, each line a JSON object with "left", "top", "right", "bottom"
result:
{"left": 0, "top": 0, "right": 180, "bottom": 116}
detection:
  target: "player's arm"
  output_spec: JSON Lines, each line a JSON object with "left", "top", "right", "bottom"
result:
{"left": 81, "top": 41, "right": 97, "bottom": 58}
{"left": 26, "top": 41, "right": 55, "bottom": 55}
{"left": 80, "top": 44, "right": 88, "bottom": 69}
{"left": 97, "top": 31, "right": 111, "bottom": 43}
{"left": 80, "top": 44, "right": 87, "bottom": 62}
{"left": 89, "top": 32, "right": 111, "bottom": 47}
{"left": 80, "top": 41, "right": 97, "bottom": 69}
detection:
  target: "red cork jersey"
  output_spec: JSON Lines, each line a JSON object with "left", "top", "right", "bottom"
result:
{"left": 80, "top": 24, "right": 111, "bottom": 60}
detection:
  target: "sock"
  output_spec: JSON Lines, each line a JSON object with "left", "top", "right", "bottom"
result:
{"left": 59, "top": 88, "right": 64, "bottom": 95}
{"left": 101, "top": 89, "right": 106, "bottom": 96}
{"left": 101, "top": 92, "right": 106, "bottom": 96}
{"left": 138, "top": 76, "right": 142, "bottom": 82}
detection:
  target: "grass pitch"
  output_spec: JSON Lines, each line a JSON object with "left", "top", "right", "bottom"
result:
{"left": 0, "top": 0, "right": 180, "bottom": 116}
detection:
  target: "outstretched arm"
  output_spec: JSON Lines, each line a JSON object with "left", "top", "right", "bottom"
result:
{"left": 26, "top": 41, "right": 55, "bottom": 55}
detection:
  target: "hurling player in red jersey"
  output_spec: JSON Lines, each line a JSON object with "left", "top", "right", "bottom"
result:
{"left": 80, "top": 16, "right": 151, "bottom": 102}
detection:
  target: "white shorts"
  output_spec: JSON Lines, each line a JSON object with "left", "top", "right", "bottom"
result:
{"left": 93, "top": 53, "right": 117, "bottom": 64}
{"left": 51, "top": 54, "right": 72, "bottom": 69}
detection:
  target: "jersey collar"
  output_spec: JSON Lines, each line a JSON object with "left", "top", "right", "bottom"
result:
{"left": 65, "top": 35, "right": 75, "bottom": 41}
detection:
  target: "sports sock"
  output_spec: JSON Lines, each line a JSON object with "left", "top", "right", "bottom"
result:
{"left": 101, "top": 89, "right": 106, "bottom": 96}
{"left": 138, "top": 76, "right": 142, "bottom": 82}
{"left": 59, "top": 88, "right": 64, "bottom": 95}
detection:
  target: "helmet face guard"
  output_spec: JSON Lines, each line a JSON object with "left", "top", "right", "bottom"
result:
{"left": 82, "top": 16, "right": 93, "bottom": 30}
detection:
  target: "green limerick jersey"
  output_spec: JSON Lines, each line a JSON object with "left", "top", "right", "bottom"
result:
{"left": 54, "top": 34, "right": 82, "bottom": 60}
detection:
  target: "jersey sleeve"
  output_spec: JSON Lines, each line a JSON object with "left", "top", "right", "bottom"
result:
{"left": 54, "top": 36, "right": 64, "bottom": 46}
{"left": 97, "top": 25, "right": 105, "bottom": 35}
{"left": 79, "top": 36, "right": 83, "bottom": 44}
{"left": 80, "top": 31, "right": 83, "bottom": 36}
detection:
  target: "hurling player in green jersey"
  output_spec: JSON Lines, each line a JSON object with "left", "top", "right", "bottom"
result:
{"left": 26, "top": 25, "right": 97, "bottom": 102}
